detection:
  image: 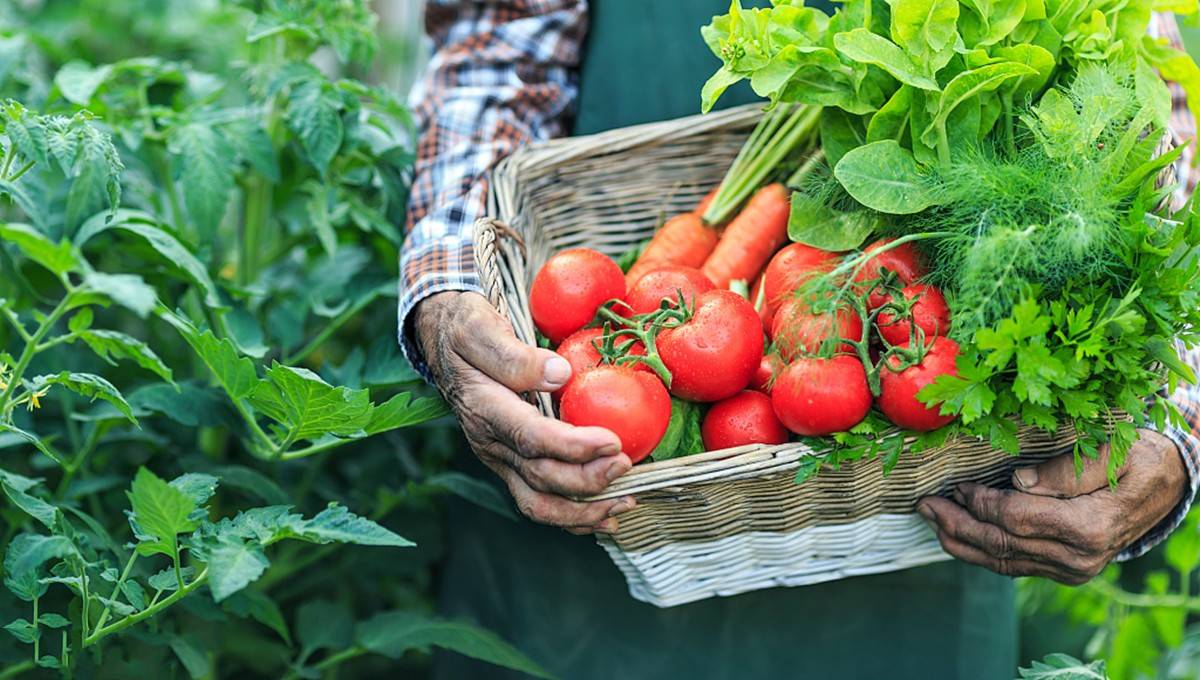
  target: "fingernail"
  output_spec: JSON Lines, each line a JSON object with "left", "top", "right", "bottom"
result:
{"left": 605, "top": 458, "right": 630, "bottom": 482}
{"left": 597, "top": 443, "right": 621, "bottom": 458}
{"left": 543, "top": 357, "right": 571, "bottom": 387}
{"left": 596, "top": 518, "right": 619, "bottom": 534}
{"left": 1014, "top": 467, "right": 1038, "bottom": 490}
{"left": 609, "top": 497, "right": 636, "bottom": 516}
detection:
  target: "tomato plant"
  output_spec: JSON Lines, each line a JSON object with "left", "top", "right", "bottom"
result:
{"left": 0, "top": 3, "right": 550, "bottom": 678}
{"left": 875, "top": 284, "right": 951, "bottom": 346}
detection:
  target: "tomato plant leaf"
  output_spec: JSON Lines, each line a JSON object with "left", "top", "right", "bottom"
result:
{"left": 159, "top": 311, "right": 260, "bottom": 400}
{"left": 76, "top": 210, "right": 222, "bottom": 308}
{"left": 0, "top": 223, "right": 78, "bottom": 276}
{"left": 1, "top": 480, "right": 60, "bottom": 529}
{"left": 81, "top": 271, "right": 157, "bottom": 318}
{"left": 250, "top": 363, "right": 372, "bottom": 441}
{"left": 3, "top": 533, "right": 74, "bottom": 600}
{"left": 221, "top": 588, "right": 291, "bottom": 644}
{"left": 0, "top": 425, "right": 64, "bottom": 467}
{"left": 127, "top": 467, "right": 199, "bottom": 559}
{"left": 296, "top": 504, "right": 413, "bottom": 548}
{"left": 356, "top": 612, "right": 555, "bottom": 680}
{"left": 205, "top": 538, "right": 270, "bottom": 602}
{"left": 76, "top": 329, "right": 174, "bottom": 383}
{"left": 168, "top": 123, "right": 237, "bottom": 240}
{"left": 32, "top": 372, "right": 137, "bottom": 425}
{"left": 169, "top": 472, "right": 219, "bottom": 510}
{"left": 286, "top": 76, "right": 344, "bottom": 175}
{"left": 53, "top": 61, "right": 112, "bottom": 105}
{"left": 422, "top": 472, "right": 518, "bottom": 522}
{"left": 297, "top": 599, "right": 354, "bottom": 655}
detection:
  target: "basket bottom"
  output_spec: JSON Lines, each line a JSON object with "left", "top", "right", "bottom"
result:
{"left": 597, "top": 512, "right": 949, "bottom": 608}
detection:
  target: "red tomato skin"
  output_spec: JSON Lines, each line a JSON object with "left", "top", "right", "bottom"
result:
{"left": 625, "top": 265, "right": 715, "bottom": 315}
{"left": 854, "top": 239, "right": 929, "bottom": 309}
{"left": 752, "top": 354, "right": 783, "bottom": 393}
{"left": 531, "top": 248, "right": 625, "bottom": 345}
{"left": 560, "top": 365, "right": 671, "bottom": 462}
{"left": 702, "top": 390, "right": 789, "bottom": 450}
{"left": 876, "top": 284, "right": 952, "bottom": 346}
{"left": 878, "top": 337, "right": 960, "bottom": 431}
{"left": 552, "top": 328, "right": 647, "bottom": 399}
{"left": 762, "top": 243, "right": 840, "bottom": 317}
{"left": 771, "top": 356, "right": 872, "bottom": 435}
{"left": 657, "top": 290, "right": 764, "bottom": 402}
{"left": 770, "top": 298, "right": 864, "bottom": 362}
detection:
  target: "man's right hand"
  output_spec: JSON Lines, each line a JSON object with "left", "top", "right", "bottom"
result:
{"left": 413, "top": 291, "right": 636, "bottom": 534}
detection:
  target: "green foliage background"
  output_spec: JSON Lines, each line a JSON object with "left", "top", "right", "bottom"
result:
{"left": 0, "top": 2, "right": 1199, "bottom": 679}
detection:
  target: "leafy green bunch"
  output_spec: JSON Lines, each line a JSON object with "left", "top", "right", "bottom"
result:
{"left": 703, "top": 0, "right": 1200, "bottom": 216}
{"left": 0, "top": 2, "right": 550, "bottom": 678}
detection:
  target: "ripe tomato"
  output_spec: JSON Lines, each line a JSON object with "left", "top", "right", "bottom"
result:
{"left": 762, "top": 243, "right": 840, "bottom": 317}
{"left": 702, "top": 390, "right": 789, "bottom": 450}
{"left": 770, "top": 297, "right": 864, "bottom": 362}
{"left": 771, "top": 355, "right": 872, "bottom": 435}
{"left": 625, "top": 265, "right": 714, "bottom": 315}
{"left": 878, "top": 336, "right": 960, "bottom": 431}
{"left": 752, "top": 353, "right": 783, "bottom": 393}
{"left": 530, "top": 248, "right": 625, "bottom": 345}
{"left": 875, "top": 284, "right": 952, "bottom": 346}
{"left": 853, "top": 238, "right": 928, "bottom": 309}
{"left": 552, "top": 327, "right": 647, "bottom": 399}
{"left": 657, "top": 289, "right": 764, "bottom": 402}
{"left": 560, "top": 365, "right": 671, "bottom": 462}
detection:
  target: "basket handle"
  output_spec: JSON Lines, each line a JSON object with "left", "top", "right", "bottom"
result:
{"left": 473, "top": 217, "right": 516, "bottom": 321}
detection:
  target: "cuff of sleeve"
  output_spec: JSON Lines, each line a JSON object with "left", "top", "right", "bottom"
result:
{"left": 1115, "top": 424, "right": 1200, "bottom": 561}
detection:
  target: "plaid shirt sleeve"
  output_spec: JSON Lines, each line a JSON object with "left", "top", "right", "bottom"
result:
{"left": 1117, "top": 12, "right": 1200, "bottom": 561}
{"left": 396, "top": 0, "right": 587, "bottom": 378}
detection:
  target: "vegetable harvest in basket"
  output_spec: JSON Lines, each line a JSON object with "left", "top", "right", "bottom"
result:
{"left": 527, "top": 0, "right": 1200, "bottom": 485}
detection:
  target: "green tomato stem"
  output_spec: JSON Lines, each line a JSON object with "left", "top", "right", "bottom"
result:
{"left": 83, "top": 567, "right": 208, "bottom": 647}
{"left": 0, "top": 294, "right": 71, "bottom": 421}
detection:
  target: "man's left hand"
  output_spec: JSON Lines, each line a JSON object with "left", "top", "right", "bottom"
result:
{"left": 918, "top": 429, "right": 1189, "bottom": 585}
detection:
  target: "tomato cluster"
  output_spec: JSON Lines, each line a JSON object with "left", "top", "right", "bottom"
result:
{"left": 528, "top": 237, "right": 961, "bottom": 467}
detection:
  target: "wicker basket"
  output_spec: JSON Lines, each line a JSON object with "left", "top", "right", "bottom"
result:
{"left": 473, "top": 104, "right": 1155, "bottom": 608}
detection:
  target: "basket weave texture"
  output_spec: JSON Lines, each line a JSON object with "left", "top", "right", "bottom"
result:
{"left": 473, "top": 104, "right": 1119, "bottom": 607}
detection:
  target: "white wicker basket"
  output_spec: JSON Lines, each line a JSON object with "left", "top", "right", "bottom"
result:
{"left": 473, "top": 104, "right": 1101, "bottom": 607}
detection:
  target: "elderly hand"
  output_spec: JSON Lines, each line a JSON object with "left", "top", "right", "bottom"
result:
{"left": 414, "top": 291, "right": 636, "bottom": 534}
{"left": 918, "top": 429, "right": 1188, "bottom": 584}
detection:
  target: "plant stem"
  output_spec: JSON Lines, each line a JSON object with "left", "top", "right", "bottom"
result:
{"left": 704, "top": 104, "right": 821, "bottom": 226}
{"left": 1085, "top": 577, "right": 1200, "bottom": 613}
{"left": 0, "top": 306, "right": 32, "bottom": 343}
{"left": 231, "top": 397, "right": 276, "bottom": 454}
{"left": 240, "top": 176, "right": 272, "bottom": 286}
{"left": 0, "top": 295, "right": 71, "bottom": 420}
{"left": 54, "top": 422, "right": 108, "bottom": 498}
{"left": 7, "top": 159, "right": 35, "bottom": 183}
{"left": 1, "top": 144, "right": 15, "bottom": 179}
{"left": 281, "top": 647, "right": 364, "bottom": 680}
{"left": 282, "top": 286, "right": 384, "bottom": 365}
{"left": 83, "top": 567, "right": 208, "bottom": 647}
{"left": 31, "top": 596, "right": 39, "bottom": 661}
{"left": 0, "top": 660, "right": 35, "bottom": 680}
{"left": 279, "top": 437, "right": 350, "bottom": 461}
{"left": 91, "top": 551, "right": 138, "bottom": 633}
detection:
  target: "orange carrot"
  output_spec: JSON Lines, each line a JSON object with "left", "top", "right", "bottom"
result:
{"left": 693, "top": 186, "right": 719, "bottom": 217}
{"left": 626, "top": 213, "right": 718, "bottom": 287}
{"left": 701, "top": 183, "right": 790, "bottom": 289}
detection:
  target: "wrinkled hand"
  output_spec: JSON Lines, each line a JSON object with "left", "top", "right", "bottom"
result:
{"left": 414, "top": 291, "right": 635, "bottom": 534}
{"left": 918, "top": 429, "right": 1188, "bottom": 584}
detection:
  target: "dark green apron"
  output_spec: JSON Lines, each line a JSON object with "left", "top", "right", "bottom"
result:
{"left": 434, "top": 3, "right": 1017, "bottom": 678}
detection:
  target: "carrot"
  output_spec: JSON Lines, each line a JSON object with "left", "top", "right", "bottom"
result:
{"left": 626, "top": 213, "right": 718, "bottom": 287}
{"left": 693, "top": 186, "right": 719, "bottom": 217}
{"left": 701, "top": 183, "right": 790, "bottom": 289}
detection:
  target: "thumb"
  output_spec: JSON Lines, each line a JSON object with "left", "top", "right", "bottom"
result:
{"left": 453, "top": 294, "right": 572, "bottom": 393}
{"left": 1012, "top": 445, "right": 1125, "bottom": 498}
